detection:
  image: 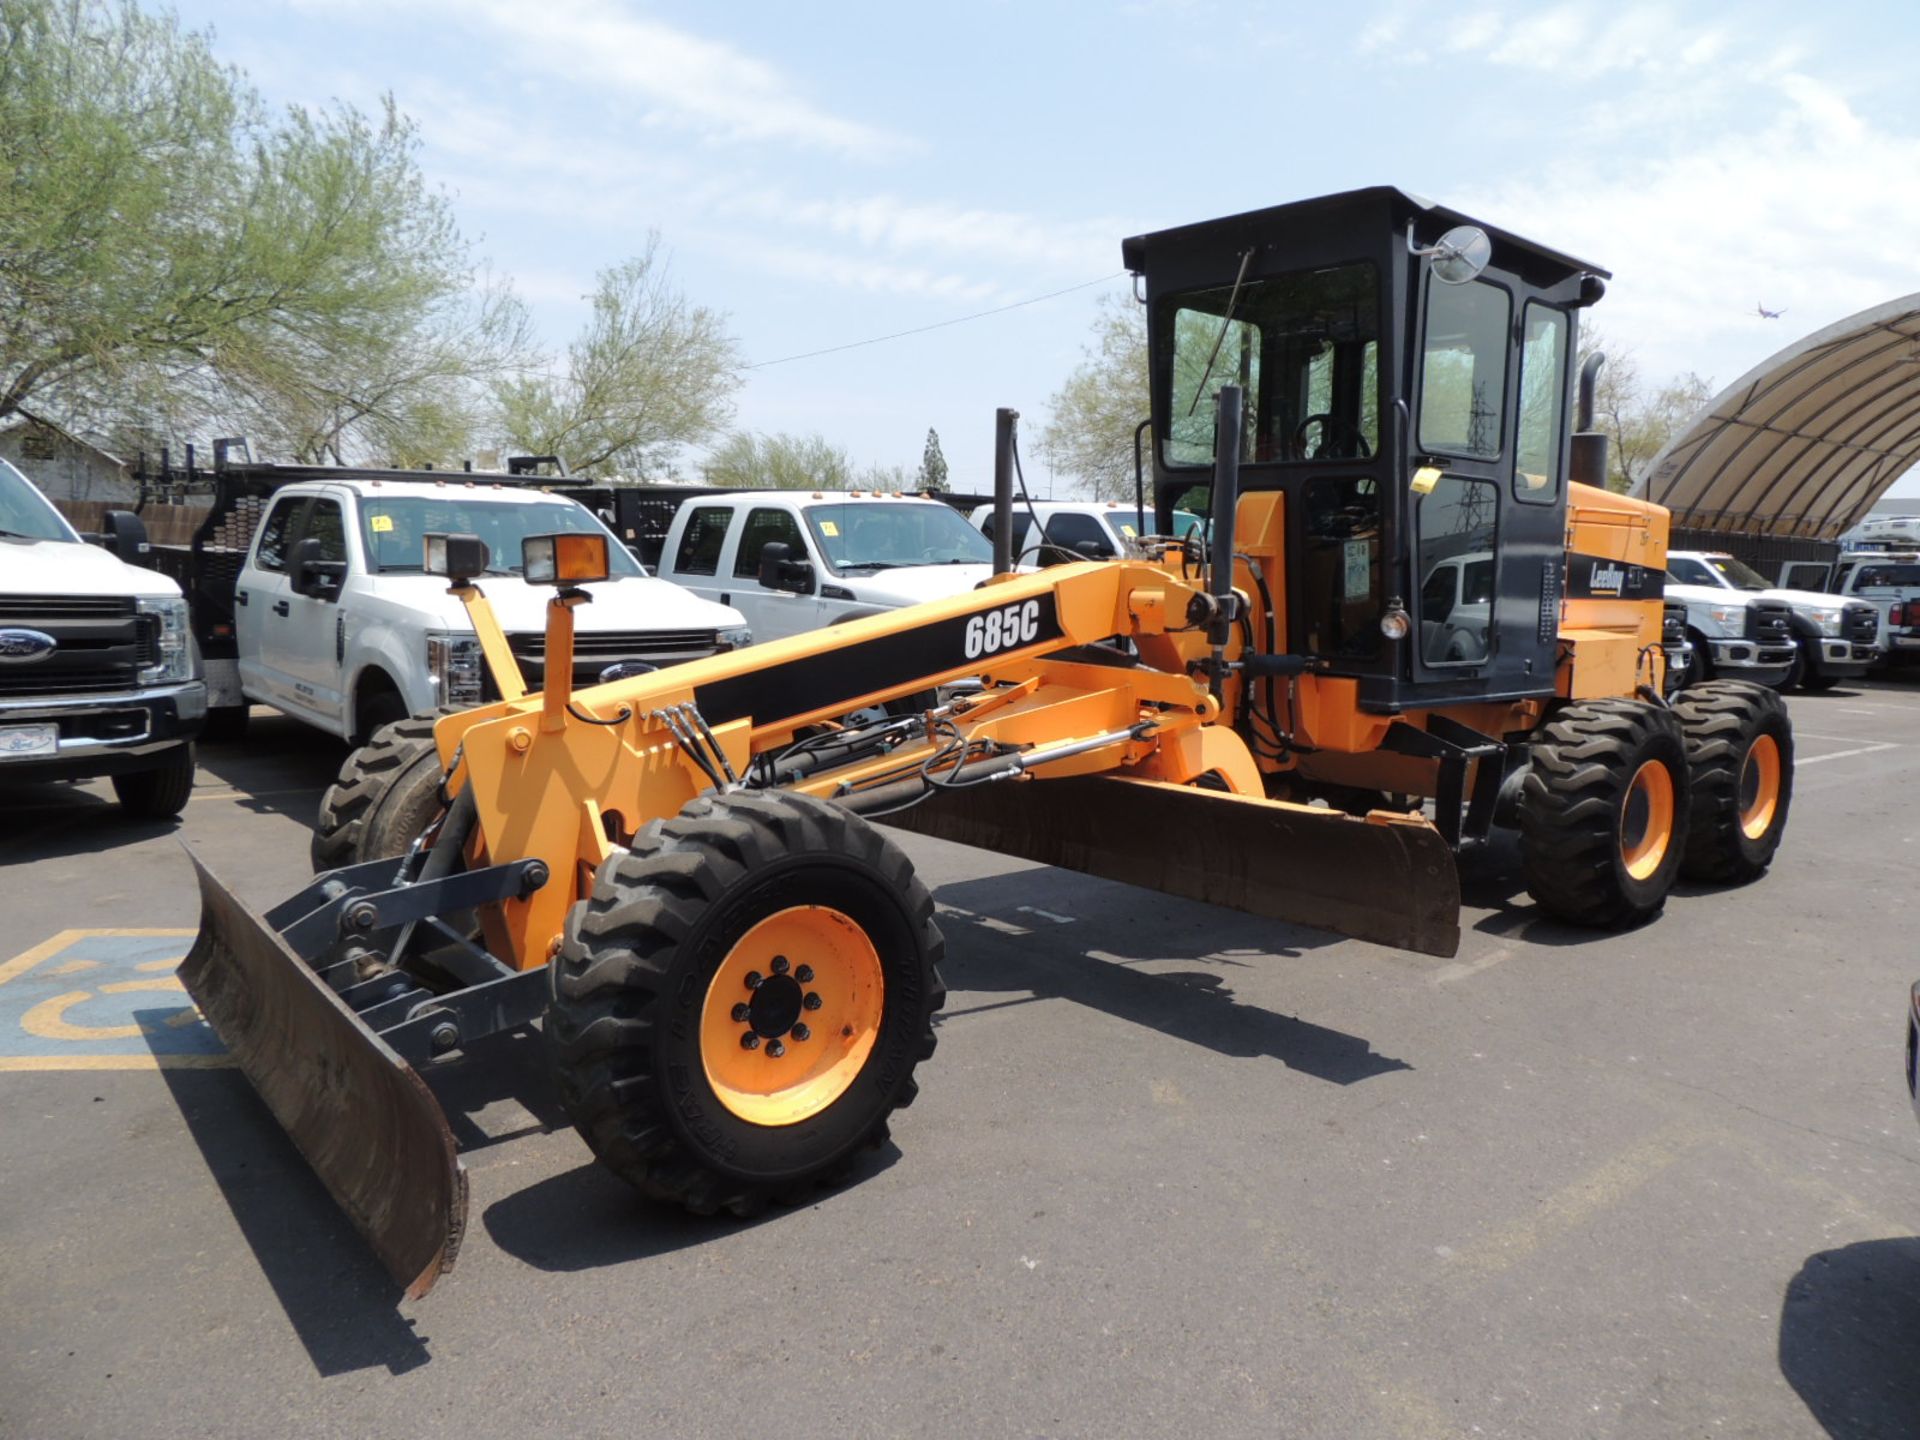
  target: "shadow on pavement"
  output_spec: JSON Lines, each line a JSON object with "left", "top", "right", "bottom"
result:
{"left": 0, "top": 782, "right": 180, "bottom": 864}
{"left": 480, "top": 1142, "right": 901, "bottom": 1274}
{"left": 194, "top": 711, "right": 346, "bottom": 829}
{"left": 928, "top": 870, "right": 1410, "bottom": 1086}
{"left": 1778, "top": 1236, "right": 1920, "bottom": 1439}
{"left": 142, "top": 1025, "right": 433, "bottom": 1378}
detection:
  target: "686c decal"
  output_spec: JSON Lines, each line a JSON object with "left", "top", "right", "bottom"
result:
{"left": 964, "top": 599, "right": 1043, "bottom": 659}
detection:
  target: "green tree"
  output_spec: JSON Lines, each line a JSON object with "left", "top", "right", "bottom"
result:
{"left": 701, "top": 431, "right": 852, "bottom": 489}
{"left": 1579, "top": 330, "right": 1713, "bottom": 493}
{"left": 1037, "top": 292, "right": 1150, "bottom": 501}
{"left": 918, "top": 427, "right": 949, "bottom": 492}
{"left": 494, "top": 235, "right": 741, "bottom": 478}
{"left": 0, "top": 1, "right": 516, "bottom": 463}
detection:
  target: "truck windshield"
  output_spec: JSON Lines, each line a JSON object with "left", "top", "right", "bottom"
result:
{"left": 359, "top": 496, "right": 642, "bottom": 577}
{"left": 1704, "top": 555, "right": 1772, "bottom": 591}
{"left": 805, "top": 503, "right": 992, "bottom": 572}
{"left": 0, "top": 459, "right": 81, "bottom": 542}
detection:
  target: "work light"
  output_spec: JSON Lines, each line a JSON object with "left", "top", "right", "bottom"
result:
{"left": 523, "top": 533, "right": 611, "bottom": 586}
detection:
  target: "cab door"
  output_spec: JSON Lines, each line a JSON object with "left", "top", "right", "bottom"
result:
{"left": 275, "top": 495, "right": 351, "bottom": 728}
{"left": 729, "top": 505, "right": 822, "bottom": 640}
{"left": 235, "top": 495, "right": 306, "bottom": 708}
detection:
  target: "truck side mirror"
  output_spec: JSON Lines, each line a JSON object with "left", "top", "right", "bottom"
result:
{"left": 87, "top": 509, "right": 151, "bottom": 563}
{"left": 289, "top": 536, "right": 347, "bottom": 601}
{"left": 757, "top": 541, "right": 815, "bottom": 594}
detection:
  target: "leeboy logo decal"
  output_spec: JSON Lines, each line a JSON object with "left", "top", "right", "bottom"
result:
{"left": 0, "top": 628, "right": 56, "bottom": 663}
{"left": 1566, "top": 554, "right": 1661, "bottom": 601}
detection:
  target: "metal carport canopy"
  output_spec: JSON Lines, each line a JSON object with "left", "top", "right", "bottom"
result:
{"left": 1634, "top": 295, "right": 1920, "bottom": 540}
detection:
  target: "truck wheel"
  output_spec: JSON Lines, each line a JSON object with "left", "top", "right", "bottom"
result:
{"left": 311, "top": 708, "right": 459, "bottom": 872}
{"left": 111, "top": 743, "right": 196, "bottom": 820}
{"left": 548, "top": 791, "right": 946, "bottom": 1217}
{"left": 1519, "top": 700, "right": 1691, "bottom": 928}
{"left": 1685, "top": 631, "right": 1715, "bottom": 684}
{"left": 1670, "top": 681, "right": 1793, "bottom": 884}
{"left": 1774, "top": 644, "right": 1805, "bottom": 693}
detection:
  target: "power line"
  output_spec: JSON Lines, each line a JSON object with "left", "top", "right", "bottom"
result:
{"left": 745, "top": 272, "right": 1127, "bottom": 370}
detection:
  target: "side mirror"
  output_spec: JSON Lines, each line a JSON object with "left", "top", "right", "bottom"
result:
{"left": 102, "top": 509, "right": 150, "bottom": 563}
{"left": 757, "top": 541, "right": 815, "bottom": 594}
{"left": 289, "top": 536, "right": 347, "bottom": 600}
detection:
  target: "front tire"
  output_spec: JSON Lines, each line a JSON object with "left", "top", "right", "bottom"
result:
{"left": 311, "top": 707, "right": 459, "bottom": 871}
{"left": 547, "top": 792, "right": 945, "bottom": 1217}
{"left": 1671, "top": 681, "right": 1793, "bottom": 883}
{"left": 1519, "top": 700, "right": 1691, "bottom": 927}
{"left": 111, "top": 743, "right": 196, "bottom": 820}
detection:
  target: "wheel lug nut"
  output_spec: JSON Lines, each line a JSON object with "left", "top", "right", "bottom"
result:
{"left": 771, "top": 955, "right": 790, "bottom": 975}
{"left": 767, "top": 1039, "right": 786, "bottom": 1058}
{"left": 795, "top": 965, "right": 814, "bottom": 983}
{"left": 744, "top": 971, "right": 762, "bottom": 990}
{"left": 802, "top": 992, "right": 822, "bottom": 1011}
{"left": 791, "top": 1023, "right": 810, "bottom": 1042}
{"left": 731, "top": 1003, "right": 750, "bottom": 1022}
{"left": 740, "top": 1033, "right": 760, "bottom": 1050}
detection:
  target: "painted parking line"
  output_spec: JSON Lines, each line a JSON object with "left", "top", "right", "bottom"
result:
{"left": 1797, "top": 742, "right": 1901, "bottom": 766}
{"left": 0, "top": 929, "right": 229, "bottom": 1071}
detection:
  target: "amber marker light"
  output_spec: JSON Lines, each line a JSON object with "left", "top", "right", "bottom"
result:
{"left": 523, "top": 532, "right": 611, "bottom": 586}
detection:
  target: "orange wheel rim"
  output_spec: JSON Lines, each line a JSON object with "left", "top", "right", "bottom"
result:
{"left": 701, "top": 906, "right": 884, "bottom": 1127}
{"left": 1619, "top": 759, "right": 1675, "bottom": 881}
{"left": 1739, "top": 734, "right": 1782, "bottom": 840}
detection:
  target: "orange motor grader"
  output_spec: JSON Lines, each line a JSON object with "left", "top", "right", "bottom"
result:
{"left": 182, "top": 186, "right": 1792, "bottom": 1297}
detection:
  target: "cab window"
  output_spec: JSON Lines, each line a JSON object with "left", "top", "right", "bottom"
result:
{"left": 1416, "top": 476, "right": 1499, "bottom": 665}
{"left": 1666, "top": 557, "right": 1718, "bottom": 586}
{"left": 1042, "top": 512, "right": 1114, "bottom": 560}
{"left": 1419, "top": 280, "right": 1511, "bottom": 460}
{"left": 300, "top": 499, "right": 348, "bottom": 564}
{"left": 1514, "top": 305, "right": 1567, "bottom": 501}
{"left": 674, "top": 506, "right": 734, "bottom": 576}
{"left": 734, "top": 507, "right": 808, "bottom": 579}
{"left": 254, "top": 497, "right": 305, "bottom": 573}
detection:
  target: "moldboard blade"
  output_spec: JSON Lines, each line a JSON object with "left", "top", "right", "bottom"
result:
{"left": 881, "top": 775, "right": 1461, "bottom": 958}
{"left": 178, "top": 851, "right": 466, "bottom": 1299}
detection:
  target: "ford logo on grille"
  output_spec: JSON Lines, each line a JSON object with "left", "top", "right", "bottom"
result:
{"left": 0, "top": 628, "right": 57, "bottom": 663}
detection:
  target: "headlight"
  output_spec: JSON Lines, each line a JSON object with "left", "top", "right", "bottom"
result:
{"left": 1809, "top": 606, "right": 1843, "bottom": 636}
{"left": 426, "top": 632, "right": 484, "bottom": 707}
{"left": 137, "top": 596, "right": 194, "bottom": 684}
{"left": 718, "top": 625, "right": 753, "bottom": 651}
{"left": 1705, "top": 603, "right": 1746, "bottom": 632}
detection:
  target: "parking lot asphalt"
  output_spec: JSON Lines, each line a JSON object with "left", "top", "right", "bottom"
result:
{"left": 2, "top": 680, "right": 1918, "bottom": 1440}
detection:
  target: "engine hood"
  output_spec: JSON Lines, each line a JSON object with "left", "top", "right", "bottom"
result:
{"left": 367, "top": 573, "right": 746, "bottom": 633}
{"left": 0, "top": 536, "right": 182, "bottom": 600}
{"left": 847, "top": 564, "right": 995, "bottom": 608}
{"left": 1759, "top": 586, "right": 1850, "bottom": 610}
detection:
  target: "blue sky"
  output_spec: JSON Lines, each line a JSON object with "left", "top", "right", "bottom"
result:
{"left": 168, "top": 0, "right": 1920, "bottom": 494}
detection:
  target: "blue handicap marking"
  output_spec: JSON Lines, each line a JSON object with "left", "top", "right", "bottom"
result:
{"left": 0, "top": 929, "right": 229, "bottom": 1070}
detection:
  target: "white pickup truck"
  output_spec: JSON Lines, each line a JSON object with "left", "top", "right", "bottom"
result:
{"left": 0, "top": 458, "right": 204, "bottom": 817}
{"left": 216, "top": 477, "right": 750, "bottom": 741}
{"left": 654, "top": 490, "right": 995, "bottom": 641}
{"left": 1831, "top": 551, "right": 1920, "bottom": 662}
{"left": 1665, "top": 550, "right": 1879, "bottom": 690}
{"left": 969, "top": 499, "right": 1204, "bottom": 562}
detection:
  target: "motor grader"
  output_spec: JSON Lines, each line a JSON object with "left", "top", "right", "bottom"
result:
{"left": 182, "top": 186, "right": 1794, "bottom": 1297}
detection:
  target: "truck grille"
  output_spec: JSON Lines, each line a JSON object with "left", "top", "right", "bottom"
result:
{"left": 505, "top": 629, "right": 722, "bottom": 687}
{"left": 0, "top": 594, "right": 145, "bottom": 697}
{"left": 1745, "top": 601, "right": 1792, "bottom": 646}
{"left": 1844, "top": 604, "right": 1879, "bottom": 647}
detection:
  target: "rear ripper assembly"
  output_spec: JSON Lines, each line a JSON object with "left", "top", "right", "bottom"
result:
{"left": 182, "top": 187, "right": 1794, "bottom": 1297}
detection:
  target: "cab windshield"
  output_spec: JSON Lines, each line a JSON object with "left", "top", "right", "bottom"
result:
{"left": 360, "top": 496, "right": 642, "bottom": 577}
{"left": 805, "top": 502, "right": 991, "bottom": 573}
{"left": 0, "top": 459, "right": 81, "bottom": 543}
{"left": 1706, "top": 555, "right": 1772, "bottom": 592}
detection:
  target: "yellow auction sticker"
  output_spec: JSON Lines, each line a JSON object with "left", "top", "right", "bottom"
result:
{"left": 0, "top": 930, "right": 228, "bottom": 1071}
{"left": 369, "top": 514, "right": 395, "bottom": 533}
{"left": 818, "top": 521, "right": 839, "bottom": 537}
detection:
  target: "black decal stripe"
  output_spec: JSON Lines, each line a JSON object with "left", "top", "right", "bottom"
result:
{"left": 1565, "top": 552, "right": 1665, "bottom": 601}
{"left": 694, "top": 595, "right": 1065, "bottom": 726}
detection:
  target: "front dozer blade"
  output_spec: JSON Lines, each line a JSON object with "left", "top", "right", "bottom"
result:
{"left": 178, "top": 852, "right": 466, "bottom": 1299}
{"left": 883, "top": 775, "right": 1461, "bottom": 958}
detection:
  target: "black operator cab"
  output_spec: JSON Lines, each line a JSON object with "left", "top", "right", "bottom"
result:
{"left": 1125, "top": 186, "right": 1609, "bottom": 712}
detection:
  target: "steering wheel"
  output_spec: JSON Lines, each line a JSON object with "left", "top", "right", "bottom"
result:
{"left": 1293, "top": 414, "right": 1373, "bottom": 461}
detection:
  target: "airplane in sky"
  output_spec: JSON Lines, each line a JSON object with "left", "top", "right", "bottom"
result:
{"left": 1755, "top": 302, "right": 1787, "bottom": 319}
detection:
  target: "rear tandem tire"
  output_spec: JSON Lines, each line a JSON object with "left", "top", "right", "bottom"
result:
{"left": 310, "top": 707, "right": 460, "bottom": 872}
{"left": 1670, "top": 681, "right": 1793, "bottom": 884}
{"left": 546, "top": 791, "right": 946, "bottom": 1217}
{"left": 1518, "top": 699, "right": 1691, "bottom": 928}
